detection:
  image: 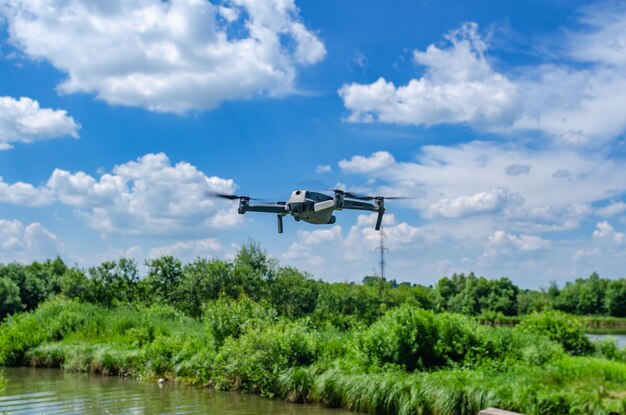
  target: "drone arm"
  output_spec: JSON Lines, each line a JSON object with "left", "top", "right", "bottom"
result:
{"left": 240, "top": 204, "right": 288, "bottom": 214}
{"left": 342, "top": 199, "right": 385, "bottom": 231}
{"left": 341, "top": 200, "right": 377, "bottom": 211}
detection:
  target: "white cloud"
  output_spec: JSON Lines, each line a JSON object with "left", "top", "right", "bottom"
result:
{"left": 424, "top": 188, "right": 523, "bottom": 219}
{"left": 338, "top": 151, "right": 396, "bottom": 174}
{"left": 338, "top": 23, "right": 520, "bottom": 129}
{"left": 0, "top": 219, "right": 65, "bottom": 263}
{"left": 148, "top": 238, "right": 223, "bottom": 260}
{"left": 596, "top": 201, "right": 626, "bottom": 217}
{"left": 0, "top": 153, "right": 240, "bottom": 236}
{"left": 0, "top": 177, "right": 54, "bottom": 206}
{"left": 480, "top": 230, "right": 550, "bottom": 264}
{"left": 0, "top": 96, "right": 79, "bottom": 149}
{"left": 593, "top": 221, "right": 624, "bottom": 243}
{"left": 339, "top": 6, "right": 626, "bottom": 144}
{"left": 340, "top": 142, "right": 626, "bottom": 236}
{"left": 1, "top": 0, "right": 325, "bottom": 113}
{"left": 487, "top": 230, "right": 550, "bottom": 252}
{"left": 315, "top": 164, "right": 331, "bottom": 173}
{"left": 298, "top": 225, "right": 342, "bottom": 245}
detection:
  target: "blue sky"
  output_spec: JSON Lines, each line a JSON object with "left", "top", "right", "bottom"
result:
{"left": 1, "top": 0, "right": 626, "bottom": 288}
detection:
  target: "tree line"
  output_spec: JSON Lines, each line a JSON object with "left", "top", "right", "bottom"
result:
{"left": 1, "top": 242, "right": 626, "bottom": 321}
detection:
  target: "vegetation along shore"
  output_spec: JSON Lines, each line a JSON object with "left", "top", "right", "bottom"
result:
{"left": 2, "top": 242, "right": 626, "bottom": 414}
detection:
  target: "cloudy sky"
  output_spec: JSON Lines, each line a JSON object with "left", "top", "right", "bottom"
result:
{"left": 1, "top": 0, "right": 626, "bottom": 288}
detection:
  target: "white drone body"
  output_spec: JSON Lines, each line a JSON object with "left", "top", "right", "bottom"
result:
{"left": 215, "top": 189, "right": 395, "bottom": 233}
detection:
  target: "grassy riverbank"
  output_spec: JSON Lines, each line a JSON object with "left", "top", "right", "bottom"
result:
{"left": 2, "top": 298, "right": 626, "bottom": 414}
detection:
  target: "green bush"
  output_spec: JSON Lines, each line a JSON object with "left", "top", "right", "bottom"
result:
{"left": 203, "top": 295, "right": 276, "bottom": 346}
{"left": 517, "top": 311, "right": 593, "bottom": 355}
{"left": 361, "top": 305, "right": 488, "bottom": 371}
{"left": 213, "top": 320, "right": 318, "bottom": 397}
{"left": 362, "top": 305, "right": 439, "bottom": 371}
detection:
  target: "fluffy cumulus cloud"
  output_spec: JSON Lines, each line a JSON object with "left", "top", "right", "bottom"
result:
{"left": 0, "top": 219, "right": 64, "bottom": 263}
{"left": 339, "top": 4, "right": 626, "bottom": 144}
{"left": 338, "top": 23, "right": 520, "bottom": 129}
{"left": 338, "top": 151, "right": 396, "bottom": 174}
{"left": 0, "top": 177, "right": 54, "bottom": 206}
{"left": 593, "top": 221, "right": 624, "bottom": 244}
{"left": 0, "top": 153, "right": 240, "bottom": 235}
{"left": 0, "top": 0, "right": 325, "bottom": 113}
{"left": 0, "top": 96, "right": 79, "bottom": 149}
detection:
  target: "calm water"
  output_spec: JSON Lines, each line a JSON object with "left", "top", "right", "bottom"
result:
{"left": 587, "top": 333, "right": 626, "bottom": 348}
{"left": 0, "top": 367, "right": 355, "bottom": 415}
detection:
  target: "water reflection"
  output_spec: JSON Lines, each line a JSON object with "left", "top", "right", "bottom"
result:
{"left": 0, "top": 368, "right": 354, "bottom": 415}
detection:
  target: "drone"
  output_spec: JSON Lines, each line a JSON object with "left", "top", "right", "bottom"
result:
{"left": 210, "top": 189, "right": 405, "bottom": 233}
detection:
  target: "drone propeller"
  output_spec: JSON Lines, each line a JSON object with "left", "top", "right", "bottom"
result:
{"left": 335, "top": 189, "right": 412, "bottom": 201}
{"left": 206, "top": 192, "right": 261, "bottom": 201}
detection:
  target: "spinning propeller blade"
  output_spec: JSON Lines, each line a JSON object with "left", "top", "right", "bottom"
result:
{"left": 206, "top": 192, "right": 261, "bottom": 201}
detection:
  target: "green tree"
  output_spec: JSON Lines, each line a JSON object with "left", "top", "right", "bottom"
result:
{"left": 178, "top": 259, "right": 233, "bottom": 317}
{"left": 270, "top": 267, "right": 318, "bottom": 318}
{"left": 0, "top": 276, "right": 22, "bottom": 319}
{"left": 556, "top": 272, "right": 608, "bottom": 315}
{"left": 315, "top": 282, "right": 380, "bottom": 327}
{"left": 605, "top": 279, "right": 626, "bottom": 317}
{"left": 232, "top": 241, "right": 275, "bottom": 300}
{"left": 87, "top": 258, "right": 139, "bottom": 306}
{"left": 141, "top": 256, "right": 183, "bottom": 306}
{"left": 59, "top": 268, "right": 94, "bottom": 302}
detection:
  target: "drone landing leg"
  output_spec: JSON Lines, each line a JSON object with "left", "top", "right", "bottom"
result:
{"left": 375, "top": 209, "right": 385, "bottom": 231}
{"left": 277, "top": 215, "right": 283, "bottom": 233}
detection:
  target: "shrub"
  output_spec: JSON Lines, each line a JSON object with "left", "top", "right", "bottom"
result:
{"left": 203, "top": 295, "right": 276, "bottom": 346}
{"left": 517, "top": 311, "right": 593, "bottom": 355}
{"left": 361, "top": 305, "right": 488, "bottom": 371}
{"left": 361, "top": 305, "right": 439, "bottom": 371}
{"left": 213, "top": 320, "right": 318, "bottom": 397}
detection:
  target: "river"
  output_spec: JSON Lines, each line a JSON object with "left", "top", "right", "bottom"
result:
{"left": 0, "top": 367, "right": 355, "bottom": 415}
{"left": 587, "top": 333, "right": 626, "bottom": 348}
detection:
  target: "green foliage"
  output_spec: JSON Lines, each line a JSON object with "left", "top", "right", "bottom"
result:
{"left": 362, "top": 305, "right": 439, "bottom": 371}
{"left": 517, "top": 311, "right": 593, "bottom": 355}
{"left": 0, "top": 275, "right": 22, "bottom": 319}
{"left": 435, "top": 273, "right": 519, "bottom": 316}
{"left": 176, "top": 258, "right": 232, "bottom": 317}
{"left": 203, "top": 295, "right": 277, "bottom": 346}
{"left": 87, "top": 258, "right": 139, "bottom": 306}
{"left": 605, "top": 279, "right": 626, "bottom": 317}
{"left": 555, "top": 272, "right": 608, "bottom": 315}
{"left": 315, "top": 282, "right": 380, "bottom": 328}
{"left": 270, "top": 267, "right": 318, "bottom": 317}
{"left": 0, "top": 258, "right": 67, "bottom": 312}
{"left": 214, "top": 320, "right": 319, "bottom": 397}
{"left": 361, "top": 305, "right": 488, "bottom": 371}
{"left": 140, "top": 256, "right": 183, "bottom": 305}
{"left": 4, "top": 246, "right": 626, "bottom": 414}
